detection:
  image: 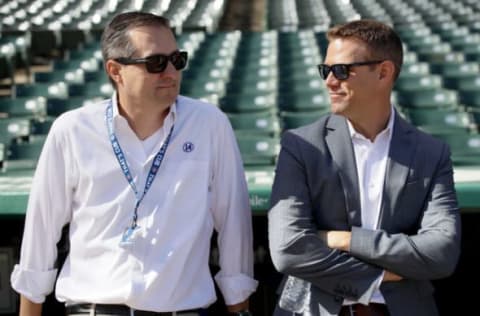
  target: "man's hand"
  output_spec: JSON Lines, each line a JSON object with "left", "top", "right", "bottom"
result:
{"left": 20, "top": 295, "right": 42, "bottom": 316}
{"left": 383, "top": 270, "right": 403, "bottom": 282}
{"left": 318, "top": 230, "right": 352, "bottom": 252}
{"left": 227, "top": 299, "right": 249, "bottom": 313}
{"left": 318, "top": 231, "right": 404, "bottom": 284}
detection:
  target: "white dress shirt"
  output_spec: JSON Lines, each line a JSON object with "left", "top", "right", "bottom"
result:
{"left": 11, "top": 95, "right": 258, "bottom": 312}
{"left": 346, "top": 108, "right": 395, "bottom": 305}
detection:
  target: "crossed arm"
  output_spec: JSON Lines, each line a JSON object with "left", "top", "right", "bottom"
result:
{"left": 318, "top": 231, "right": 402, "bottom": 282}
{"left": 269, "top": 132, "right": 461, "bottom": 300}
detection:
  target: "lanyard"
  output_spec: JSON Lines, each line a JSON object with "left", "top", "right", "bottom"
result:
{"left": 106, "top": 101, "right": 174, "bottom": 231}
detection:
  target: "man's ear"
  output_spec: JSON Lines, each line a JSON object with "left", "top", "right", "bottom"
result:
{"left": 105, "top": 60, "right": 123, "bottom": 85}
{"left": 378, "top": 60, "right": 396, "bottom": 82}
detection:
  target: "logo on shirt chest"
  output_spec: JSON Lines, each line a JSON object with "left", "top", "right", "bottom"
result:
{"left": 183, "top": 142, "right": 195, "bottom": 153}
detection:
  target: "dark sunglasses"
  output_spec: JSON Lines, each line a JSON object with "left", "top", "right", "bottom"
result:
{"left": 317, "top": 60, "right": 384, "bottom": 80}
{"left": 115, "top": 50, "right": 188, "bottom": 73}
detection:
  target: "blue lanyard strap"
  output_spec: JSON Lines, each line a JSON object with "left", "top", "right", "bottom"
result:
{"left": 106, "top": 101, "right": 174, "bottom": 229}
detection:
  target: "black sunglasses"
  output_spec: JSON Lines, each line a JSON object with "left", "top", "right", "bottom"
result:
{"left": 115, "top": 51, "right": 188, "bottom": 73}
{"left": 317, "top": 60, "right": 384, "bottom": 80}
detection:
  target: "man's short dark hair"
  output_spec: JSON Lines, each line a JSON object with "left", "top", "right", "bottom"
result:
{"left": 101, "top": 11, "right": 171, "bottom": 61}
{"left": 101, "top": 11, "right": 172, "bottom": 87}
{"left": 327, "top": 20, "right": 403, "bottom": 80}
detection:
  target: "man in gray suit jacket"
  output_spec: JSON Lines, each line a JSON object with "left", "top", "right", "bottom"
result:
{"left": 268, "top": 20, "right": 461, "bottom": 316}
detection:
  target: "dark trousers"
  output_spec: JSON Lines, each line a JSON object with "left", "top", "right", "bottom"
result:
{"left": 338, "top": 303, "right": 390, "bottom": 316}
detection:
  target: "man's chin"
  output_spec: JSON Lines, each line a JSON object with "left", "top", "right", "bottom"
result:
{"left": 330, "top": 104, "right": 346, "bottom": 115}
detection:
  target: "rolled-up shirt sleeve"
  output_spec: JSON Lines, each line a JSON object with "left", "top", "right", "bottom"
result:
{"left": 10, "top": 119, "right": 73, "bottom": 303}
{"left": 10, "top": 267, "right": 58, "bottom": 303}
{"left": 211, "top": 114, "right": 258, "bottom": 305}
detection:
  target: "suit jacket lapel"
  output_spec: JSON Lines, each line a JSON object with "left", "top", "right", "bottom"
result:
{"left": 325, "top": 115, "right": 362, "bottom": 227}
{"left": 379, "top": 114, "right": 417, "bottom": 230}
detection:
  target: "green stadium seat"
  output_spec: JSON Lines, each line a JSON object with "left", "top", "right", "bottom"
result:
{"left": 397, "top": 89, "right": 459, "bottom": 109}
{"left": 402, "top": 51, "right": 419, "bottom": 65}
{"left": 53, "top": 57, "right": 101, "bottom": 72}
{"left": 83, "top": 70, "right": 109, "bottom": 82}
{"left": 67, "top": 42, "right": 102, "bottom": 61}
{"left": 8, "top": 135, "right": 45, "bottom": 161}
{"left": 435, "top": 62, "right": 480, "bottom": 89}
{"left": 396, "top": 24, "right": 432, "bottom": 42}
{"left": 428, "top": 132, "right": 480, "bottom": 166}
{"left": 46, "top": 97, "right": 96, "bottom": 117}
{"left": 229, "top": 67, "right": 278, "bottom": 81}
{"left": 31, "top": 117, "right": 56, "bottom": 135}
{"left": 434, "top": 24, "right": 469, "bottom": 41}
{"left": 34, "top": 69, "right": 85, "bottom": 84}
{"left": 395, "top": 74, "right": 443, "bottom": 93}
{"left": 237, "top": 31, "right": 277, "bottom": 51}
{"left": 0, "top": 118, "right": 32, "bottom": 144}
{"left": 0, "top": 97, "right": 46, "bottom": 118}
{"left": 235, "top": 50, "right": 277, "bottom": 66}
{"left": 220, "top": 92, "right": 277, "bottom": 113}
{"left": 278, "top": 91, "right": 330, "bottom": 112}
{"left": 467, "top": 107, "right": 480, "bottom": 126}
{"left": 280, "top": 62, "right": 319, "bottom": 77}
{"left": 227, "top": 111, "right": 280, "bottom": 136}
{"left": 449, "top": 33, "right": 480, "bottom": 52}
{"left": 398, "top": 62, "right": 431, "bottom": 79}
{"left": 278, "top": 31, "right": 320, "bottom": 51}
{"left": 5, "top": 135, "right": 46, "bottom": 171}
{"left": 236, "top": 134, "right": 280, "bottom": 166}
{"left": 405, "top": 33, "right": 442, "bottom": 52}
{"left": 279, "top": 77, "right": 326, "bottom": 94}
{"left": 280, "top": 110, "right": 329, "bottom": 130}
{"left": 226, "top": 78, "right": 277, "bottom": 94}
{"left": 428, "top": 51, "right": 466, "bottom": 73}
{"left": 457, "top": 76, "right": 480, "bottom": 107}
{"left": 68, "top": 82, "right": 113, "bottom": 98}
{"left": 407, "top": 108, "right": 475, "bottom": 132}
{"left": 183, "top": 66, "right": 231, "bottom": 81}
{"left": 181, "top": 79, "right": 226, "bottom": 98}
{"left": 14, "top": 82, "right": 69, "bottom": 99}
{"left": 461, "top": 45, "right": 480, "bottom": 62}
{"left": 416, "top": 43, "right": 453, "bottom": 63}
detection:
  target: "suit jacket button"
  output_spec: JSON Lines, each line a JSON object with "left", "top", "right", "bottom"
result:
{"left": 334, "top": 295, "right": 343, "bottom": 303}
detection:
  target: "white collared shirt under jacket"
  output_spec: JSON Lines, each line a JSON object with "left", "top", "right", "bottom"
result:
{"left": 11, "top": 95, "right": 258, "bottom": 312}
{"left": 346, "top": 108, "right": 395, "bottom": 305}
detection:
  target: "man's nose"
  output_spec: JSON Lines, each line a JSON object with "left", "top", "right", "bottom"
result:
{"left": 160, "top": 60, "right": 178, "bottom": 75}
{"left": 325, "top": 71, "right": 340, "bottom": 88}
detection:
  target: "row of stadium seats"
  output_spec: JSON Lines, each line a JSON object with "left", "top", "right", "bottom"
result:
{"left": 1, "top": 0, "right": 480, "bottom": 171}
{"left": 2, "top": 27, "right": 480, "bottom": 170}
{"left": 1, "top": 0, "right": 478, "bottom": 55}
{"left": 1, "top": 0, "right": 479, "bottom": 82}
{"left": 268, "top": 0, "right": 480, "bottom": 32}
{"left": 0, "top": 0, "right": 227, "bottom": 58}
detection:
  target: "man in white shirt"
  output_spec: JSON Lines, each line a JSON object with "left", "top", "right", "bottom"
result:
{"left": 268, "top": 20, "right": 461, "bottom": 316}
{"left": 11, "top": 11, "right": 257, "bottom": 316}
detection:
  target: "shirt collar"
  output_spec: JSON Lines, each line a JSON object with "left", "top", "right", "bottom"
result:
{"left": 347, "top": 105, "right": 395, "bottom": 142}
{"left": 111, "top": 92, "right": 178, "bottom": 127}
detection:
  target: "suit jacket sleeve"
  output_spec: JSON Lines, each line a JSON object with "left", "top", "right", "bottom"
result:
{"left": 349, "top": 142, "right": 461, "bottom": 280}
{"left": 269, "top": 130, "right": 383, "bottom": 301}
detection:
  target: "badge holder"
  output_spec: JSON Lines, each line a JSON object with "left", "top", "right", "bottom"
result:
{"left": 119, "top": 225, "right": 141, "bottom": 247}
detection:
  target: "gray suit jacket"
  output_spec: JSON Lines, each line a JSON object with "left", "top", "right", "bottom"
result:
{"left": 268, "top": 113, "right": 461, "bottom": 316}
